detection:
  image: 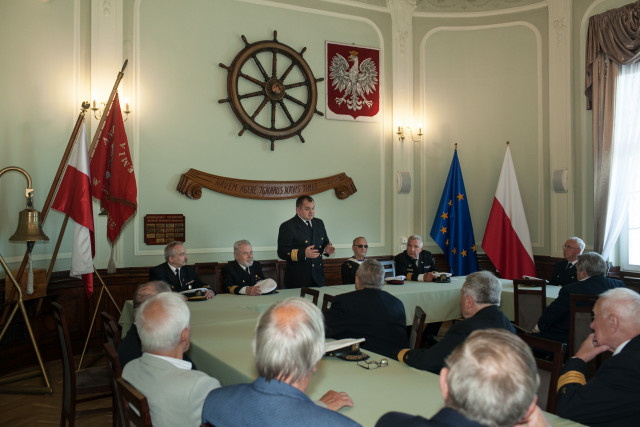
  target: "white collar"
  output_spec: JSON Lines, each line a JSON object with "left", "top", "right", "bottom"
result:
{"left": 613, "top": 339, "right": 631, "bottom": 356}
{"left": 348, "top": 257, "right": 365, "bottom": 264}
{"left": 147, "top": 353, "right": 192, "bottom": 370}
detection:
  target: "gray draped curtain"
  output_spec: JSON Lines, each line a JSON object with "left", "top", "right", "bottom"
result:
{"left": 585, "top": 0, "right": 640, "bottom": 254}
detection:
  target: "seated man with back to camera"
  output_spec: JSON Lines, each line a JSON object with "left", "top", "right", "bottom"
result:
{"left": 377, "top": 329, "right": 549, "bottom": 427}
{"left": 118, "top": 280, "right": 199, "bottom": 369}
{"left": 325, "top": 259, "right": 409, "bottom": 358}
{"left": 202, "top": 297, "right": 360, "bottom": 427}
{"left": 556, "top": 288, "right": 640, "bottom": 426}
{"left": 533, "top": 252, "right": 624, "bottom": 344}
{"left": 122, "top": 292, "right": 220, "bottom": 427}
{"left": 394, "top": 235, "right": 438, "bottom": 282}
{"left": 549, "top": 237, "right": 585, "bottom": 286}
{"left": 149, "top": 241, "right": 214, "bottom": 298}
{"left": 341, "top": 236, "right": 368, "bottom": 284}
{"left": 222, "top": 239, "right": 269, "bottom": 295}
{"left": 397, "top": 271, "right": 515, "bottom": 374}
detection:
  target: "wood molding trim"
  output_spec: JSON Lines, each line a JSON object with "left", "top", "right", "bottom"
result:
{"left": 177, "top": 169, "right": 357, "bottom": 200}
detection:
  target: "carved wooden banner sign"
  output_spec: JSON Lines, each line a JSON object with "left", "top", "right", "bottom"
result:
{"left": 177, "top": 169, "right": 357, "bottom": 200}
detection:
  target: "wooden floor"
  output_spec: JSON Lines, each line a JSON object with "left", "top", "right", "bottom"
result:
{"left": 0, "top": 351, "right": 113, "bottom": 427}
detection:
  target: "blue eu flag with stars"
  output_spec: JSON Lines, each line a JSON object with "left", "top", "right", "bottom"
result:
{"left": 429, "top": 149, "right": 479, "bottom": 275}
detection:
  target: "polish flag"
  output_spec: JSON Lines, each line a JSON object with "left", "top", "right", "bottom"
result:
{"left": 52, "top": 122, "right": 95, "bottom": 298}
{"left": 482, "top": 145, "right": 536, "bottom": 279}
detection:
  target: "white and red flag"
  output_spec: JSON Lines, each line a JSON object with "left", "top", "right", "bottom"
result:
{"left": 482, "top": 145, "right": 536, "bottom": 279}
{"left": 52, "top": 122, "right": 95, "bottom": 298}
{"left": 90, "top": 93, "right": 137, "bottom": 271}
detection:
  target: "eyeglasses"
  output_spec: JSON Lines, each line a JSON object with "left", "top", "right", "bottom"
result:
{"left": 357, "top": 359, "right": 388, "bottom": 370}
{"left": 563, "top": 244, "right": 580, "bottom": 250}
{"left": 354, "top": 244, "right": 368, "bottom": 248}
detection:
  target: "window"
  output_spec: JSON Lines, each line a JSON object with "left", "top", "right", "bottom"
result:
{"left": 616, "top": 62, "right": 640, "bottom": 271}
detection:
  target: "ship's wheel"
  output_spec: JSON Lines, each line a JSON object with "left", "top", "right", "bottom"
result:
{"left": 219, "top": 31, "right": 324, "bottom": 151}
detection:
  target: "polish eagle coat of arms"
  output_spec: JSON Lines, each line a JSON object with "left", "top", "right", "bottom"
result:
{"left": 326, "top": 42, "right": 380, "bottom": 121}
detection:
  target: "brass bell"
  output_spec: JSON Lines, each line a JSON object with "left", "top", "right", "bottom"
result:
{"left": 9, "top": 208, "right": 49, "bottom": 242}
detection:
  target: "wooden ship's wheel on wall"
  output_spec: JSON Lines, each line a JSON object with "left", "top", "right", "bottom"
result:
{"left": 219, "top": 31, "right": 324, "bottom": 151}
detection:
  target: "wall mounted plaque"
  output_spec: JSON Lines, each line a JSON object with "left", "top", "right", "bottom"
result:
{"left": 177, "top": 169, "right": 357, "bottom": 201}
{"left": 144, "top": 214, "right": 185, "bottom": 245}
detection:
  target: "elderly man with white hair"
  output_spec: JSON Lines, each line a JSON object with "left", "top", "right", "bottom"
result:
{"left": 122, "top": 292, "right": 220, "bottom": 427}
{"left": 202, "top": 297, "right": 360, "bottom": 427}
{"left": 557, "top": 287, "right": 640, "bottom": 426}
{"left": 549, "top": 237, "right": 585, "bottom": 286}
{"left": 377, "top": 329, "right": 549, "bottom": 427}
{"left": 398, "top": 271, "right": 515, "bottom": 373}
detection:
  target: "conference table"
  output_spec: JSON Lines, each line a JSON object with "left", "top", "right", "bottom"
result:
{"left": 119, "top": 278, "right": 576, "bottom": 426}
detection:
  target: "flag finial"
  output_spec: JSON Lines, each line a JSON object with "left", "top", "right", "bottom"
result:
{"left": 506, "top": 141, "right": 510, "bottom": 146}
{"left": 454, "top": 142, "right": 458, "bottom": 150}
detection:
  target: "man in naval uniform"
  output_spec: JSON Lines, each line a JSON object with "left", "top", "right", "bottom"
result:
{"left": 394, "top": 235, "right": 438, "bottom": 282}
{"left": 341, "top": 236, "right": 368, "bottom": 284}
{"left": 277, "top": 195, "right": 334, "bottom": 288}
{"left": 222, "top": 239, "right": 266, "bottom": 295}
{"left": 549, "top": 237, "right": 585, "bottom": 286}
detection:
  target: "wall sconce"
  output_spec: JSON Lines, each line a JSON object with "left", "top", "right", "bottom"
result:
{"left": 91, "top": 99, "right": 131, "bottom": 121}
{"left": 396, "top": 125, "right": 422, "bottom": 142}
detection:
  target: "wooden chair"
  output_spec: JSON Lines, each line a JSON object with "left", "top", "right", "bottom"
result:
{"left": 104, "top": 342, "right": 126, "bottom": 427}
{"left": 101, "top": 311, "right": 122, "bottom": 349}
{"left": 409, "top": 306, "right": 427, "bottom": 350}
{"left": 116, "top": 377, "right": 153, "bottom": 427}
{"left": 300, "top": 287, "right": 320, "bottom": 305}
{"left": 321, "top": 293, "right": 335, "bottom": 313}
{"left": 194, "top": 262, "right": 222, "bottom": 294}
{"left": 513, "top": 279, "right": 548, "bottom": 333}
{"left": 517, "top": 332, "right": 566, "bottom": 414}
{"left": 51, "top": 302, "right": 113, "bottom": 427}
{"left": 569, "top": 293, "right": 609, "bottom": 375}
{"left": 379, "top": 260, "right": 396, "bottom": 278}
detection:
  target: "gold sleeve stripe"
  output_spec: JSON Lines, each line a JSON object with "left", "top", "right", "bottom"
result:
{"left": 557, "top": 371, "right": 586, "bottom": 391}
{"left": 407, "top": 273, "right": 415, "bottom": 281}
{"left": 397, "top": 348, "right": 410, "bottom": 363}
{"left": 229, "top": 286, "right": 238, "bottom": 294}
{"left": 291, "top": 249, "right": 298, "bottom": 262}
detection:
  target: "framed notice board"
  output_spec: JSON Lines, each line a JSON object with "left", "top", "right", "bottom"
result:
{"left": 144, "top": 214, "right": 185, "bottom": 245}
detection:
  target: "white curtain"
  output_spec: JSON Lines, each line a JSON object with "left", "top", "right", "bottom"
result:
{"left": 602, "top": 62, "right": 640, "bottom": 259}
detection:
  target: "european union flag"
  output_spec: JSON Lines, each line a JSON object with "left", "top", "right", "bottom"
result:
{"left": 429, "top": 149, "right": 479, "bottom": 275}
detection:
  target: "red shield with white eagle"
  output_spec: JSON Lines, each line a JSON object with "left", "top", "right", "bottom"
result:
{"left": 326, "top": 42, "right": 380, "bottom": 121}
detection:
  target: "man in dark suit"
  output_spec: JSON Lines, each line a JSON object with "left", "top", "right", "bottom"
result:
{"left": 222, "top": 239, "right": 266, "bottom": 295}
{"left": 549, "top": 237, "right": 585, "bottom": 286}
{"left": 394, "top": 235, "right": 438, "bottom": 282}
{"left": 325, "top": 259, "right": 408, "bottom": 358}
{"left": 534, "top": 252, "right": 624, "bottom": 343}
{"left": 148, "top": 241, "right": 214, "bottom": 299}
{"left": 277, "top": 195, "right": 334, "bottom": 288}
{"left": 341, "top": 236, "right": 368, "bottom": 284}
{"left": 377, "top": 329, "right": 547, "bottom": 427}
{"left": 202, "top": 297, "right": 359, "bottom": 427}
{"left": 557, "top": 288, "right": 640, "bottom": 426}
{"left": 397, "top": 271, "right": 515, "bottom": 373}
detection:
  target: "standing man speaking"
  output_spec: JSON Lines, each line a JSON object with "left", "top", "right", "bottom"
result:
{"left": 278, "top": 195, "right": 334, "bottom": 288}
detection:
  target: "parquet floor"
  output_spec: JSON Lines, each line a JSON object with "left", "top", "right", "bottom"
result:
{"left": 0, "top": 351, "right": 113, "bottom": 427}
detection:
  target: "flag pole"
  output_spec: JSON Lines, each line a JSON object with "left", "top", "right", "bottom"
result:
{"left": 89, "top": 59, "right": 128, "bottom": 157}
{"left": 75, "top": 60, "right": 129, "bottom": 369}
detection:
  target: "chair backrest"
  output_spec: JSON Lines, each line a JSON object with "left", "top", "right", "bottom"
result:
{"left": 379, "top": 260, "right": 396, "bottom": 278}
{"left": 101, "top": 311, "right": 122, "bottom": 349}
{"left": 321, "top": 293, "right": 335, "bottom": 313}
{"left": 409, "top": 306, "right": 427, "bottom": 350}
{"left": 513, "top": 279, "right": 548, "bottom": 332}
{"left": 104, "top": 342, "right": 126, "bottom": 427}
{"left": 51, "top": 301, "right": 76, "bottom": 416}
{"left": 117, "top": 377, "right": 153, "bottom": 427}
{"left": 260, "top": 259, "right": 280, "bottom": 287}
{"left": 568, "top": 293, "right": 599, "bottom": 356}
{"left": 194, "top": 262, "right": 221, "bottom": 294}
{"left": 517, "top": 332, "right": 566, "bottom": 414}
{"left": 300, "top": 287, "right": 320, "bottom": 305}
